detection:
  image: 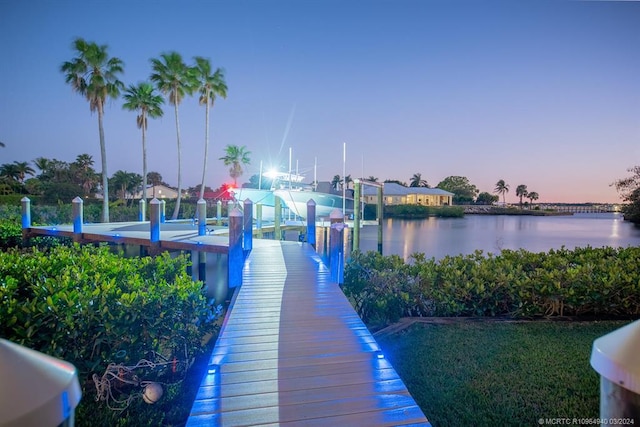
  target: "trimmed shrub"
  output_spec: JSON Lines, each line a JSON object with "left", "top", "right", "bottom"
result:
{"left": 384, "top": 204, "right": 464, "bottom": 218}
{"left": 0, "top": 245, "right": 219, "bottom": 425}
{"left": 344, "top": 247, "right": 640, "bottom": 326}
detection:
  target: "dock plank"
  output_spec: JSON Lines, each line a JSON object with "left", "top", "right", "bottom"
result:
{"left": 187, "top": 241, "right": 430, "bottom": 426}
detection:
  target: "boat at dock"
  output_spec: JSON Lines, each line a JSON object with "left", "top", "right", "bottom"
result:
{"left": 230, "top": 171, "right": 353, "bottom": 220}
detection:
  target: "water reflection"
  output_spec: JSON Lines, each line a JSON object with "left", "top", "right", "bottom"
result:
{"left": 359, "top": 213, "right": 640, "bottom": 260}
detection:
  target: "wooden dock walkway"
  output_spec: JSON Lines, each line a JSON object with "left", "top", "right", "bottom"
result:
{"left": 187, "top": 240, "right": 430, "bottom": 426}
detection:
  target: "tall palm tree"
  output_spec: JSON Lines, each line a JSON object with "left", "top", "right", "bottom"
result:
{"left": 219, "top": 145, "right": 251, "bottom": 186}
{"left": 147, "top": 171, "right": 163, "bottom": 198}
{"left": 61, "top": 37, "right": 124, "bottom": 222}
{"left": 193, "top": 57, "right": 227, "bottom": 200}
{"left": 12, "top": 161, "right": 35, "bottom": 183}
{"left": 122, "top": 82, "right": 164, "bottom": 206}
{"left": 527, "top": 191, "right": 539, "bottom": 206}
{"left": 410, "top": 172, "right": 429, "bottom": 188}
{"left": 494, "top": 179, "right": 510, "bottom": 205}
{"left": 516, "top": 184, "right": 528, "bottom": 208}
{"left": 150, "top": 52, "right": 195, "bottom": 219}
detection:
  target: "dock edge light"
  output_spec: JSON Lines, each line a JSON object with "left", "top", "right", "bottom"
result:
{"left": 590, "top": 319, "right": 640, "bottom": 418}
{"left": 0, "top": 338, "right": 82, "bottom": 427}
{"left": 207, "top": 364, "right": 219, "bottom": 375}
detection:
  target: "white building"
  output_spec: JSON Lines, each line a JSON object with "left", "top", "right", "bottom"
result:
{"left": 362, "top": 182, "right": 454, "bottom": 206}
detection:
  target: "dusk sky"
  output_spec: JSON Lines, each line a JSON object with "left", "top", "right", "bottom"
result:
{"left": 1, "top": 0, "right": 639, "bottom": 203}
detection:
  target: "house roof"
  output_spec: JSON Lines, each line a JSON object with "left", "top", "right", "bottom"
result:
{"left": 362, "top": 182, "right": 454, "bottom": 197}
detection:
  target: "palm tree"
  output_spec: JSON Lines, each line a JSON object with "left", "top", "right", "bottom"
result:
{"left": 344, "top": 174, "right": 353, "bottom": 190}
{"left": 494, "top": 179, "right": 510, "bottom": 205}
{"left": 410, "top": 173, "right": 429, "bottom": 188}
{"left": 366, "top": 176, "right": 378, "bottom": 182}
{"left": 0, "top": 163, "right": 19, "bottom": 182}
{"left": 147, "top": 171, "right": 163, "bottom": 198}
{"left": 61, "top": 37, "right": 124, "bottom": 222}
{"left": 12, "top": 161, "right": 35, "bottom": 183}
{"left": 110, "top": 170, "right": 142, "bottom": 204}
{"left": 71, "top": 154, "right": 98, "bottom": 197}
{"left": 33, "top": 157, "right": 50, "bottom": 174}
{"left": 150, "top": 52, "right": 195, "bottom": 220}
{"left": 122, "top": 82, "right": 164, "bottom": 206}
{"left": 516, "top": 184, "right": 528, "bottom": 208}
{"left": 219, "top": 145, "right": 251, "bottom": 186}
{"left": 193, "top": 57, "right": 227, "bottom": 200}
{"left": 331, "top": 174, "right": 343, "bottom": 191}
{"left": 527, "top": 191, "right": 539, "bottom": 206}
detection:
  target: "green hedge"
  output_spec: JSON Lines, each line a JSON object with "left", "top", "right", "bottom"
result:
{"left": 344, "top": 247, "right": 640, "bottom": 328}
{"left": 384, "top": 204, "right": 464, "bottom": 218}
{"left": 0, "top": 244, "right": 219, "bottom": 425}
{"left": 0, "top": 244, "right": 215, "bottom": 370}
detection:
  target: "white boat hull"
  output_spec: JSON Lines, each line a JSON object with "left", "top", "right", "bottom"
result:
{"left": 231, "top": 188, "right": 352, "bottom": 220}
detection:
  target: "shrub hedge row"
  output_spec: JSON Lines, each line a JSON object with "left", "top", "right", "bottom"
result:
{"left": 384, "top": 204, "right": 464, "bottom": 218}
{"left": 1, "top": 244, "right": 217, "bottom": 369}
{"left": 344, "top": 247, "right": 640, "bottom": 328}
{"left": 0, "top": 244, "right": 218, "bottom": 425}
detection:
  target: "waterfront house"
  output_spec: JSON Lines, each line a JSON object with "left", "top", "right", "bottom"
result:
{"left": 362, "top": 182, "right": 454, "bottom": 206}
{"left": 136, "top": 184, "right": 181, "bottom": 199}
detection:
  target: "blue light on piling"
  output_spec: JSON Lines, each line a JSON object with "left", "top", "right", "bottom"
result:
{"left": 207, "top": 364, "right": 218, "bottom": 375}
{"left": 375, "top": 350, "right": 384, "bottom": 359}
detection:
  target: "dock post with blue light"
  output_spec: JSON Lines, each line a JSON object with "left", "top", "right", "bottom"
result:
{"left": 149, "top": 198, "right": 160, "bottom": 254}
{"left": 139, "top": 199, "right": 146, "bottom": 222}
{"left": 353, "top": 179, "right": 361, "bottom": 251}
{"left": 243, "top": 199, "right": 253, "bottom": 252}
{"left": 307, "top": 199, "right": 316, "bottom": 248}
{"left": 228, "top": 207, "right": 243, "bottom": 288}
{"left": 72, "top": 197, "right": 83, "bottom": 243}
{"left": 329, "top": 208, "right": 346, "bottom": 284}
{"left": 21, "top": 197, "right": 31, "bottom": 245}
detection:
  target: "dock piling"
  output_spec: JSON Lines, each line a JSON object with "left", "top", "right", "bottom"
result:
{"left": 228, "top": 208, "right": 243, "bottom": 288}
{"left": 150, "top": 199, "right": 161, "bottom": 252}
{"left": 243, "top": 199, "right": 253, "bottom": 252}
{"left": 353, "top": 179, "right": 361, "bottom": 251}
{"left": 329, "top": 209, "right": 346, "bottom": 284}
{"left": 197, "top": 199, "right": 207, "bottom": 236}
{"left": 21, "top": 197, "right": 31, "bottom": 229}
{"left": 72, "top": 197, "right": 83, "bottom": 242}
{"left": 307, "top": 199, "right": 316, "bottom": 248}
{"left": 139, "top": 199, "right": 146, "bottom": 222}
{"left": 274, "top": 196, "right": 282, "bottom": 240}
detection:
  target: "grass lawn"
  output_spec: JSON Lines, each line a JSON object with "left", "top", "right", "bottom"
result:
{"left": 377, "top": 320, "right": 630, "bottom": 427}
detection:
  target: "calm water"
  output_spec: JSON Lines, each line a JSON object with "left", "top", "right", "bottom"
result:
{"left": 358, "top": 213, "right": 640, "bottom": 260}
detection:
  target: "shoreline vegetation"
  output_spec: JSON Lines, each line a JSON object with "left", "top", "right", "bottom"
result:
{"left": 381, "top": 204, "right": 575, "bottom": 219}
{"left": 462, "top": 205, "right": 573, "bottom": 215}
